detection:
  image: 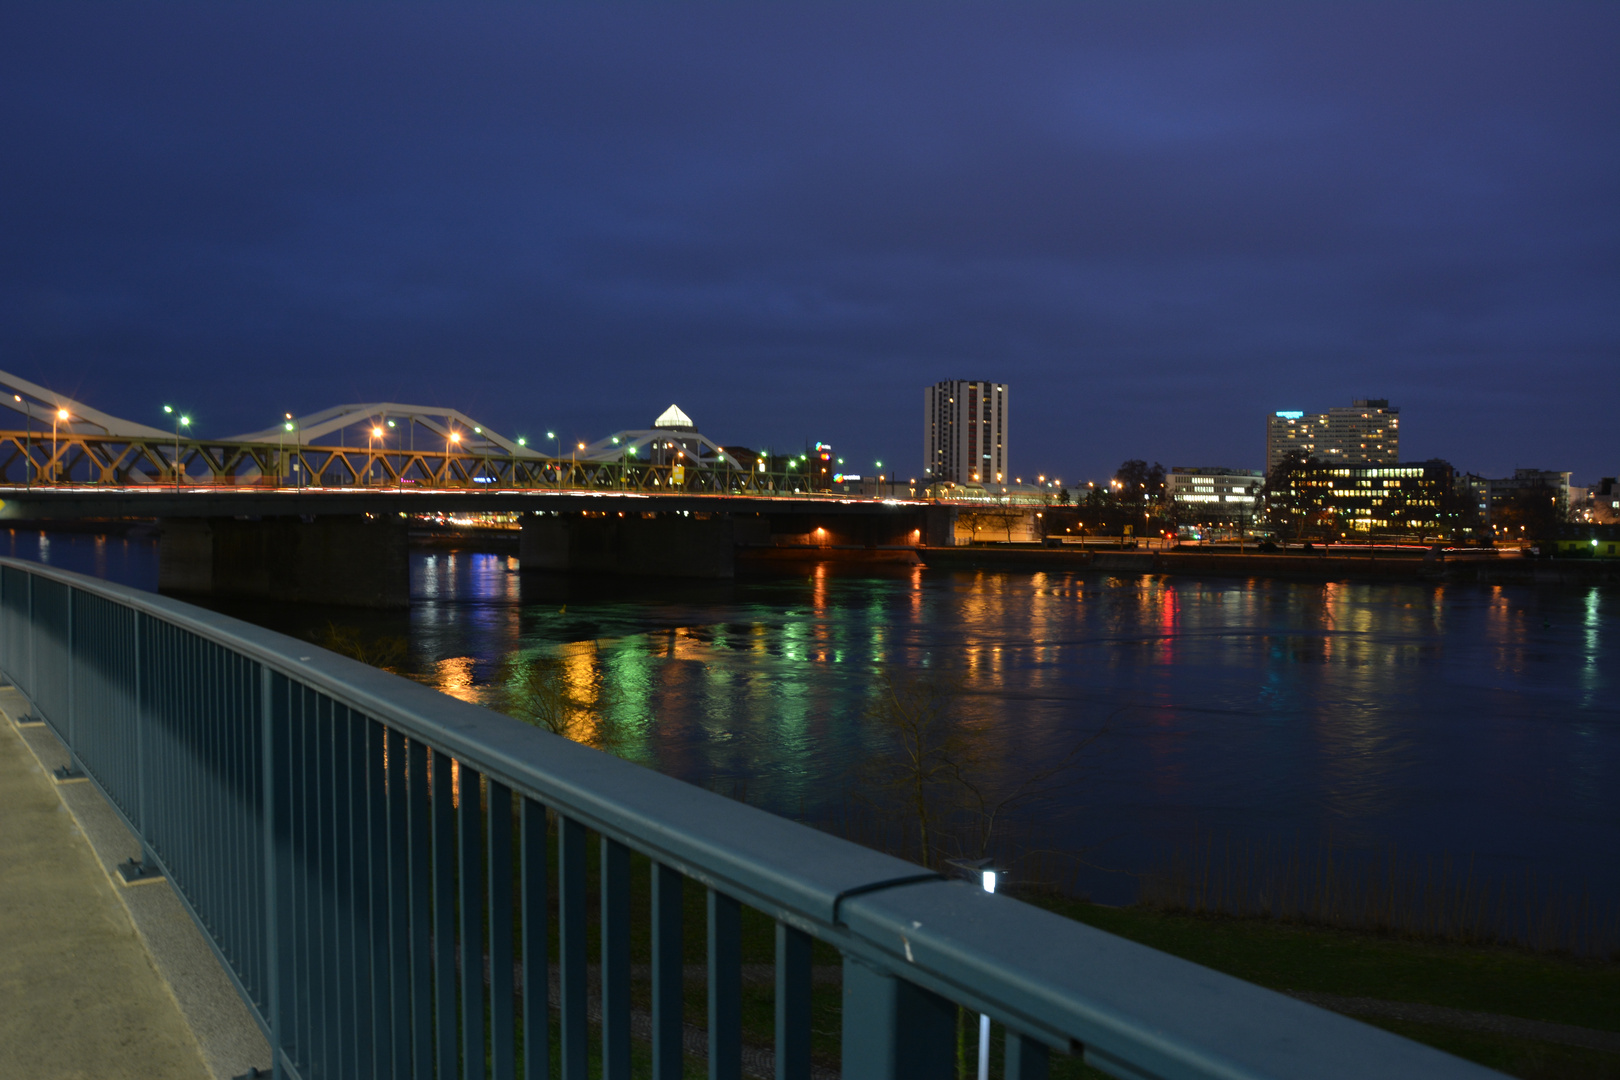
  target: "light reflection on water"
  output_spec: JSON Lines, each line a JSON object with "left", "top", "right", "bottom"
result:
{"left": 10, "top": 534, "right": 1615, "bottom": 907}
{"left": 407, "top": 552, "right": 1618, "bottom": 906}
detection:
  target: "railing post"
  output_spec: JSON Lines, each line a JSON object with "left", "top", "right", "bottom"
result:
{"left": 520, "top": 799, "right": 549, "bottom": 1080}
{"left": 1004, "top": 1032, "right": 1050, "bottom": 1080}
{"left": 601, "top": 837, "right": 631, "bottom": 1080}
{"left": 839, "top": 959, "right": 955, "bottom": 1080}
{"left": 774, "top": 924, "right": 811, "bottom": 1080}
{"left": 558, "top": 815, "right": 588, "bottom": 1080}
{"left": 261, "top": 665, "right": 285, "bottom": 1079}
{"left": 488, "top": 779, "right": 515, "bottom": 1080}
{"left": 459, "top": 764, "right": 487, "bottom": 1080}
{"left": 52, "top": 585, "right": 84, "bottom": 782}
{"left": 651, "top": 863, "right": 683, "bottom": 1080}
{"left": 431, "top": 751, "right": 457, "bottom": 1080}
{"left": 117, "top": 613, "right": 162, "bottom": 884}
{"left": 28, "top": 571, "right": 35, "bottom": 706}
{"left": 707, "top": 889, "right": 741, "bottom": 1080}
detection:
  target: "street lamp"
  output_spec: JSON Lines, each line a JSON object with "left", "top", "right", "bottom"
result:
{"left": 547, "top": 431, "right": 559, "bottom": 489}
{"left": 163, "top": 405, "right": 190, "bottom": 489}
{"left": 446, "top": 430, "right": 461, "bottom": 486}
{"left": 17, "top": 395, "right": 31, "bottom": 489}
{"left": 283, "top": 415, "right": 300, "bottom": 488}
{"left": 50, "top": 407, "right": 69, "bottom": 484}
{"left": 369, "top": 424, "right": 386, "bottom": 485}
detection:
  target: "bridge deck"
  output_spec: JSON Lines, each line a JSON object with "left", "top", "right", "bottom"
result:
{"left": 0, "top": 484, "right": 931, "bottom": 519}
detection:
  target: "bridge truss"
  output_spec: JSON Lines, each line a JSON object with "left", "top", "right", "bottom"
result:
{"left": 0, "top": 428, "right": 888, "bottom": 496}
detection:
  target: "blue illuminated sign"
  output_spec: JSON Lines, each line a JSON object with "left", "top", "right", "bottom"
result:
{"left": 1275, "top": 410, "right": 1305, "bottom": 419}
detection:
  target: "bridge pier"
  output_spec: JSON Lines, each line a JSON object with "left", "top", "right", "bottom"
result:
{"left": 159, "top": 516, "right": 410, "bottom": 608}
{"left": 520, "top": 512, "right": 736, "bottom": 578}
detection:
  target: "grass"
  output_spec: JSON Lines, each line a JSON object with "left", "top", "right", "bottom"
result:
{"left": 1035, "top": 897, "right": 1620, "bottom": 1033}
{"left": 1015, "top": 894, "right": 1620, "bottom": 1080}
{"left": 1138, "top": 831, "right": 1620, "bottom": 958}
{"left": 1360, "top": 1018, "right": 1620, "bottom": 1080}
{"left": 506, "top": 824, "right": 1618, "bottom": 1079}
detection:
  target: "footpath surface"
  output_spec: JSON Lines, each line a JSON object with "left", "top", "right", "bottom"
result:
{"left": 0, "top": 689, "right": 269, "bottom": 1080}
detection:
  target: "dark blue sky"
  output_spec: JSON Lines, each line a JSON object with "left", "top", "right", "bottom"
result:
{"left": 2, "top": 5, "right": 1615, "bottom": 483}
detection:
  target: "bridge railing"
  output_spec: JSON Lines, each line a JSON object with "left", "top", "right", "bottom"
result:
{"left": 0, "top": 555, "right": 1499, "bottom": 1080}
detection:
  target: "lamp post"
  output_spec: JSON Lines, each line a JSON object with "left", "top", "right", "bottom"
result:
{"left": 369, "top": 424, "right": 385, "bottom": 486}
{"left": 283, "top": 415, "right": 301, "bottom": 488}
{"left": 574, "top": 442, "right": 585, "bottom": 491}
{"left": 17, "top": 395, "right": 31, "bottom": 489}
{"left": 387, "top": 419, "right": 400, "bottom": 487}
{"left": 547, "top": 431, "right": 558, "bottom": 489}
{"left": 162, "top": 405, "right": 190, "bottom": 490}
{"left": 50, "top": 407, "right": 69, "bottom": 484}
{"left": 446, "top": 430, "right": 461, "bottom": 486}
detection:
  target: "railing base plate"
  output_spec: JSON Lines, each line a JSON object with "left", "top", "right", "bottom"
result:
{"left": 116, "top": 858, "right": 165, "bottom": 886}
{"left": 51, "top": 765, "right": 87, "bottom": 783}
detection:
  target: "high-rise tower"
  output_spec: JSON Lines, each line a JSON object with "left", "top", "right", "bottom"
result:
{"left": 925, "top": 380, "right": 1008, "bottom": 484}
{"left": 1266, "top": 398, "right": 1398, "bottom": 473}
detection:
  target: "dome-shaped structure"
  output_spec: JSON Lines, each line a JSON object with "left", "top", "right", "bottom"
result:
{"left": 652, "top": 404, "right": 696, "bottom": 431}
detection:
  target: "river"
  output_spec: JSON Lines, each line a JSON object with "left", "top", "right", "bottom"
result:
{"left": 7, "top": 528, "right": 1616, "bottom": 920}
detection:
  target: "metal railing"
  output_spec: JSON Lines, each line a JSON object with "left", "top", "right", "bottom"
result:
{"left": 0, "top": 555, "right": 1500, "bottom": 1080}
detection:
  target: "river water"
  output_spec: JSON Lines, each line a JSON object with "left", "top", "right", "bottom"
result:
{"left": 8, "top": 529, "right": 1617, "bottom": 914}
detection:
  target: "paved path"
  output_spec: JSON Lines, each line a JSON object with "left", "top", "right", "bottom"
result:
{"left": 0, "top": 708, "right": 210, "bottom": 1080}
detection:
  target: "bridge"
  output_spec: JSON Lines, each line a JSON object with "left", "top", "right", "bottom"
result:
{"left": 0, "top": 555, "right": 1499, "bottom": 1080}
{"left": 0, "top": 370, "right": 976, "bottom": 603}
{"left": 0, "top": 368, "right": 895, "bottom": 495}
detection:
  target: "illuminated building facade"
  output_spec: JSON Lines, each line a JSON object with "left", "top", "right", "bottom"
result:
{"left": 1276, "top": 459, "right": 1454, "bottom": 536}
{"left": 810, "top": 441, "right": 834, "bottom": 492}
{"left": 1266, "top": 398, "right": 1399, "bottom": 473}
{"left": 1167, "top": 467, "right": 1264, "bottom": 522}
{"left": 925, "top": 380, "right": 1008, "bottom": 484}
{"left": 1485, "top": 469, "right": 1573, "bottom": 521}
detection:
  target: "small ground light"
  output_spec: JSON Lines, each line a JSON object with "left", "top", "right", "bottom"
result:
{"left": 945, "top": 857, "right": 1000, "bottom": 1079}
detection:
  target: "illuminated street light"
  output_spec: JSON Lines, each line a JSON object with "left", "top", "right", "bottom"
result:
{"left": 163, "top": 405, "right": 190, "bottom": 489}
{"left": 282, "top": 413, "right": 301, "bottom": 488}
{"left": 369, "top": 424, "right": 385, "bottom": 485}
{"left": 49, "top": 407, "right": 70, "bottom": 484}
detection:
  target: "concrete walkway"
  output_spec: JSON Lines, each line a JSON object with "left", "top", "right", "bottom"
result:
{"left": 0, "top": 707, "right": 210, "bottom": 1079}
{"left": 0, "top": 688, "right": 270, "bottom": 1080}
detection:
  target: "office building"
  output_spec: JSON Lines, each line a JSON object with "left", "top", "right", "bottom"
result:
{"left": 1167, "top": 467, "right": 1264, "bottom": 521}
{"left": 1266, "top": 399, "right": 1399, "bottom": 474}
{"left": 1276, "top": 459, "right": 1454, "bottom": 536}
{"left": 925, "top": 380, "right": 1008, "bottom": 484}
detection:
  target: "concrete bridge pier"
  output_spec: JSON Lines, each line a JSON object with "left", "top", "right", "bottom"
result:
{"left": 159, "top": 515, "right": 410, "bottom": 608}
{"left": 520, "top": 512, "right": 736, "bottom": 578}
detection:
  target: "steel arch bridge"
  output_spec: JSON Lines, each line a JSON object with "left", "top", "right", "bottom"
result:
{"left": 0, "top": 373, "right": 864, "bottom": 497}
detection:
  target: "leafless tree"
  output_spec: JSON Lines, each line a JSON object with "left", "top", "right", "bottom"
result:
{"left": 500, "top": 650, "right": 624, "bottom": 754}
{"left": 859, "top": 666, "right": 1109, "bottom": 869}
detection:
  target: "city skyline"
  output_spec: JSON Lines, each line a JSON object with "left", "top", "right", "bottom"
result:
{"left": 1, "top": 6, "right": 1615, "bottom": 484}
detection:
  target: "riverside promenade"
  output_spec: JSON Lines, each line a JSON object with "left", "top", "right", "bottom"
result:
{"left": 0, "top": 689, "right": 267, "bottom": 1080}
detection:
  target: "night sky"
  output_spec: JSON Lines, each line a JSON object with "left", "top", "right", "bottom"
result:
{"left": 3, "top": 5, "right": 1615, "bottom": 484}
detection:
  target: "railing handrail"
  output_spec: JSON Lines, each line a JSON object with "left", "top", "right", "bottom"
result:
{"left": 0, "top": 555, "right": 1503, "bottom": 1079}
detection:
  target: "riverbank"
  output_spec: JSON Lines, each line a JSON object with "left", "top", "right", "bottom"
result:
{"left": 1047, "top": 899, "right": 1620, "bottom": 1079}
{"left": 918, "top": 545, "right": 1620, "bottom": 584}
